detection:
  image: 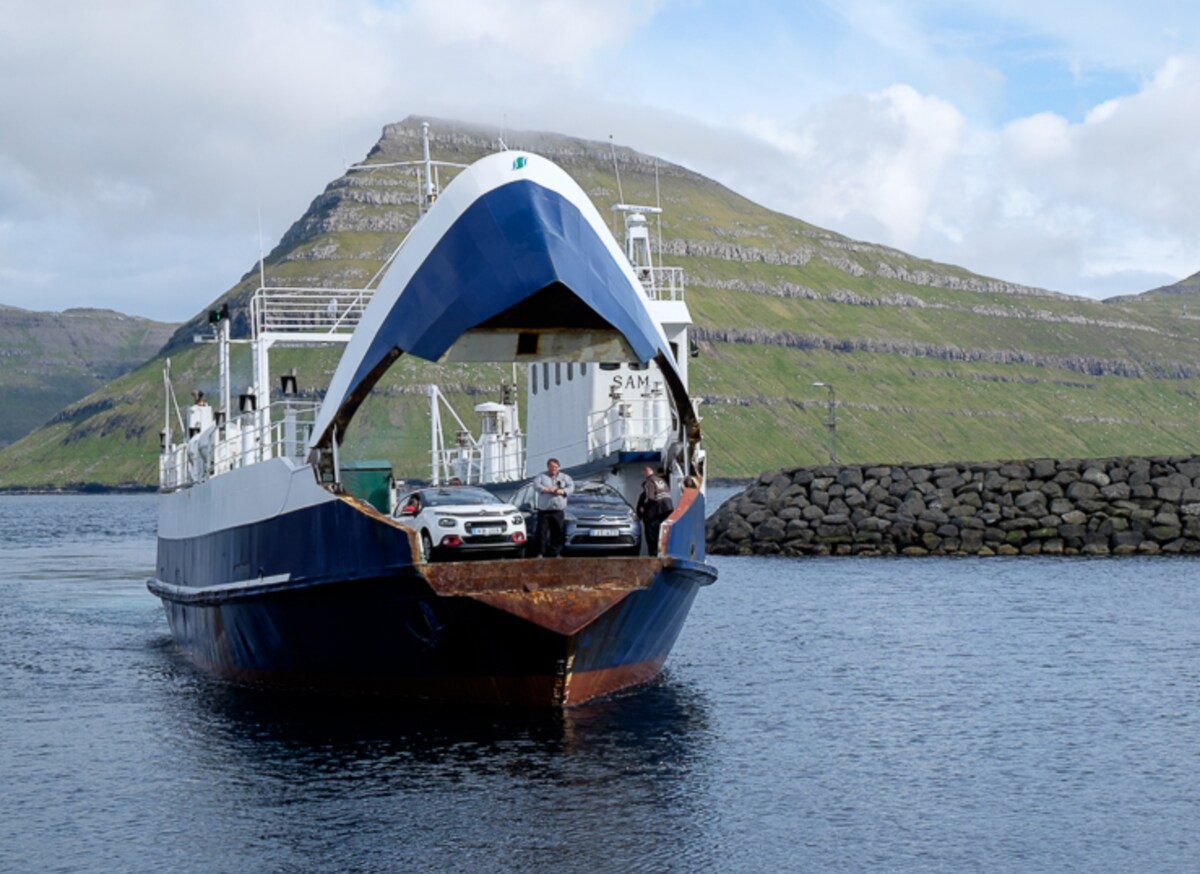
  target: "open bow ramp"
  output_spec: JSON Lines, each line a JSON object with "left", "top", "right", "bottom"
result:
{"left": 310, "top": 151, "right": 698, "bottom": 454}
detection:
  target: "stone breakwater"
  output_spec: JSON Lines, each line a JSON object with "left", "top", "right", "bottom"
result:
{"left": 706, "top": 456, "right": 1200, "bottom": 556}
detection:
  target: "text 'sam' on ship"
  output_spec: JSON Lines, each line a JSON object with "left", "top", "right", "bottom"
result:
{"left": 148, "top": 123, "right": 717, "bottom": 707}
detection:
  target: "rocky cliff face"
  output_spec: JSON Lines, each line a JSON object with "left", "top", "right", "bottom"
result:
{"left": 167, "top": 115, "right": 1132, "bottom": 358}
{"left": 240, "top": 117, "right": 1066, "bottom": 293}
{"left": 1107, "top": 270, "right": 1200, "bottom": 302}
{"left": 692, "top": 326, "right": 1172, "bottom": 378}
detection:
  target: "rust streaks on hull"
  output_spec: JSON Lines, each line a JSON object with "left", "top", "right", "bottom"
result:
{"left": 563, "top": 657, "right": 667, "bottom": 707}
{"left": 423, "top": 557, "right": 663, "bottom": 635}
{"left": 468, "top": 589, "right": 629, "bottom": 636}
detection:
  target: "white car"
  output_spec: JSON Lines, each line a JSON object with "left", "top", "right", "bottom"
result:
{"left": 393, "top": 485, "right": 527, "bottom": 561}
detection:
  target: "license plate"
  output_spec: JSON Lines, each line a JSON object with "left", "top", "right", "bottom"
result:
{"left": 473, "top": 526, "right": 502, "bottom": 536}
{"left": 589, "top": 529, "right": 618, "bottom": 537}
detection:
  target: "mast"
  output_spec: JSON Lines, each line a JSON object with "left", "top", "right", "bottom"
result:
{"left": 422, "top": 122, "right": 436, "bottom": 209}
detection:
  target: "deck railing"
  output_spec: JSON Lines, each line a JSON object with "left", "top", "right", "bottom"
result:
{"left": 160, "top": 401, "right": 319, "bottom": 490}
{"left": 637, "top": 266, "right": 685, "bottom": 302}
{"left": 587, "top": 399, "right": 673, "bottom": 460}
{"left": 251, "top": 286, "right": 376, "bottom": 338}
{"left": 429, "top": 443, "right": 528, "bottom": 487}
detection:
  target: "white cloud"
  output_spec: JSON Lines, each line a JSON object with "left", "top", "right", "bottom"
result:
{"left": 0, "top": 0, "right": 668, "bottom": 319}
{"left": 713, "top": 50, "right": 1200, "bottom": 298}
{"left": 404, "top": 0, "right": 660, "bottom": 70}
{"left": 1, "top": 0, "right": 1199, "bottom": 319}
{"left": 1003, "top": 112, "right": 1071, "bottom": 163}
{"left": 735, "top": 84, "right": 965, "bottom": 248}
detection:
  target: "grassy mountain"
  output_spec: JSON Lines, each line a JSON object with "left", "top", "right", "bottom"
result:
{"left": 2, "top": 116, "right": 1199, "bottom": 489}
{"left": 0, "top": 305, "right": 176, "bottom": 450}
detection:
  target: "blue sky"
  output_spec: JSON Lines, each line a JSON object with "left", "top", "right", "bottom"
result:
{"left": 2, "top": 0, "right": 1199, "bottom": 321}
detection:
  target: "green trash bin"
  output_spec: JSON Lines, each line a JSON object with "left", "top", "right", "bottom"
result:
{"left": 340, "top": 460, "right": 394, "bottom": 514}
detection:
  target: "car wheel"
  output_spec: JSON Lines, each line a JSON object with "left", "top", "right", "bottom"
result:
{"left": 420, "top": 531, "right": 434, "bottom": 563}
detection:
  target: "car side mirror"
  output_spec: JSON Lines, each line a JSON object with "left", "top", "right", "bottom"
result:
{"left": 518, "top": 503, "right": 532, "bottom": 512}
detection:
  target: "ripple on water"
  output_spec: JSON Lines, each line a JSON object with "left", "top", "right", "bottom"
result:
{"left": 2, "top": 497, "right": 1199, "bottom": 872}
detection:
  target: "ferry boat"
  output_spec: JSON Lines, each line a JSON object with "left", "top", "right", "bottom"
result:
{"left": 148, "top": 124, "right": 717, "bottom": 707}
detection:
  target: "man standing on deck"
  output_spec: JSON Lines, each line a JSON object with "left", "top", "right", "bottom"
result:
{"left": 534, "top": 458, "right": 574, "bottom": 557}
{"left": 637, "top": 466, "right": 674, "bottom": 556}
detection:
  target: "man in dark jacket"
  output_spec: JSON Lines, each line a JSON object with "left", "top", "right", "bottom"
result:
{"left": 637, "top": 466, "right": 674, "bottom": 556}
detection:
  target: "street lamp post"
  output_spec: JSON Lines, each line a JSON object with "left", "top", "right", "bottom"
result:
{"left": 811, "top": 381, "right": 837, "bottom": 463}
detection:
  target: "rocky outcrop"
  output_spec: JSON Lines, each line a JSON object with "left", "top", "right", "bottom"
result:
{"left": 691, "top": 326, "right": 1194, "bottom": 379}
{"left": 692, "top": 275, "right": 1157, "bottom": 332}
{"left": 706, "top": 456, "right": 1200, "bottom": 557}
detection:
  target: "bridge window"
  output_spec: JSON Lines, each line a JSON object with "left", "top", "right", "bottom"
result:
{"left": 517, "top": 332, "right": 538, "bottom": 355}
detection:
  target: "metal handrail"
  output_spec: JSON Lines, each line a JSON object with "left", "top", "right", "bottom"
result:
{"left": 250, "top": 286, "right": 376, "bottom": 336}
{"left": 428, "top": 445, "right": 529, "bottom": 486}
{"left": 637, "top": 266, "right": 685, "bottom": 302}
{"left": 587, "top": 401, "right": 673, "bottom": 459}
{"left": 160, "top": 401, "right": 320, "bottom": 490}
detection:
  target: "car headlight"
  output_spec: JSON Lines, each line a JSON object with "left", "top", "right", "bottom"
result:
{"left": 437, "top": 517, "right": 456, "bottom": 528}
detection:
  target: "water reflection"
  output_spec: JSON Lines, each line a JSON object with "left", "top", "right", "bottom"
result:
{"left": 153, "top": 650, "right": 721, "bottom": 871}
{"left": 170, "top": 660, "right": 711, "bottom": 766}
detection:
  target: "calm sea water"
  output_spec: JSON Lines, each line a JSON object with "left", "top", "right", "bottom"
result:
{"left": 2, "top": 492, "right": 1199, "bottom": 873}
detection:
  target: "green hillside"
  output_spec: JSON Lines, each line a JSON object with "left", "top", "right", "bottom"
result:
{"left": 2, "top": 116, "right": 1198, "bottom": 490}
{"left": 0, "top": 306, "right": 176, "bottom": 449}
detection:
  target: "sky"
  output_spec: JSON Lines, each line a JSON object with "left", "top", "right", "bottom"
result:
{"left": 2, "top": 0, "right": 1199, "bottom": 323}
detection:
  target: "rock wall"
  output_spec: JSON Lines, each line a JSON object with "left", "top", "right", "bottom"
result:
{"left": 706, "top": 456, "right": 1200, "bottom": 556}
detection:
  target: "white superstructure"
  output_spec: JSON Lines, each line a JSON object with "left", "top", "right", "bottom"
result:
{"left": 435, "top": 201, "right": 701, "bottom": 501}
{"left": 160, "top": 124, "right": 703, "bottom": 513}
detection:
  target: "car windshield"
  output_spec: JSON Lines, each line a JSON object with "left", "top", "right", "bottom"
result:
{"left": 570, "top": 483, "right": 629, "bottom": 506}
{"left": 419, "top": 487, "right": 504, "bottom": 507}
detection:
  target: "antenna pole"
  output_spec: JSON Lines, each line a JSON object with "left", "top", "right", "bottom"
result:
{"left": 217, "top": 318, "right": 227, "bottom": 426}
{"left": 257, "top": 198, "right": 266, "bottom": 290}
{"left": 654, "top": 160, "right": 664, "bottom": 270}
{"left": 422, "top": 122, "right": 435, "bottom": 208}
{"left": 163, "top": 358, "right": 172, "bottom": 449}
{"left": 609, "top": 135, "right": 624, "bottom": 227}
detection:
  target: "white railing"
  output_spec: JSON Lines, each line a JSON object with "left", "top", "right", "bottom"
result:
{"left": 429, "top": 442, "right": 526, "bottom": 486}
{"left": 160, "top": 401, "right": 319, "bottom": 490}
{"left": 638, "top": 266, "right": 685, "bottom": 302}
{"left": 426, "top": 384, "right": 525, "bottom": 486}
{"left": 251, "top": 286, "right": 376, "bottom": 337}
{"left": 587, "top": 399, "right": 673, "bottom": 460}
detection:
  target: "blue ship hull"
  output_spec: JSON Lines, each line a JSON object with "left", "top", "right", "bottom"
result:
{"left": 150, "top": 485, "right": 715, "bottom": 706}
{"left": 150, "top": 143, "right": 719, "bottom": 706}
